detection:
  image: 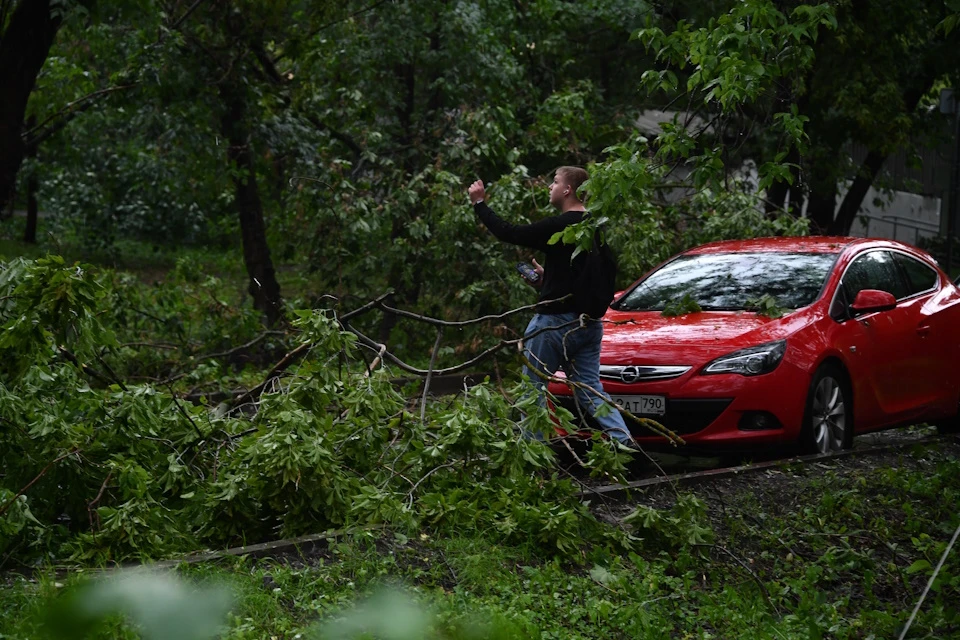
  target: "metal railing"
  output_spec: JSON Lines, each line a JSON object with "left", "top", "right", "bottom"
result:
{"left": 855, "top": 213, "right": 940, "bottom": 246}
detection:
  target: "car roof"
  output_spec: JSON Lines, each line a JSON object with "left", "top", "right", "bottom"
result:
{"left": 683, "top": 236, "right": 859, "bottom": 255}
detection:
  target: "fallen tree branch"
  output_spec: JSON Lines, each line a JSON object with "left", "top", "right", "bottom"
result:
{"left": 695, "top": 543, "right": 780, "bottom": 617}
{"left": 340, "top": 306, "right": 580, "bottom": 378}
{"left": 168, "top": 384, "right": 206, "bottom": 440}
{"left": 346, "top": 322, "right": 517, "bottom": 376}
{"left": 229, "top": 342, "right": 311, "bottom": 408}
{"left": 365, "top": 342, "right": 387, "bottom": 377}
{"left": 420, "top": 328, "right": 443, "bottom": 425}
{"left": 119, "top": 342, "right": 180, "bottom": 351}
{"left": 339, "top": 290, "right": 397, "bottom": 323}
{"left": 87, "top": 470, "right": 114, "bottom": 530}
{"left": 95, "top": 352, "right": 128, "bottom": 391}
{"left": 193, "top": 330, "right": 285, "bottom": 363}
{"left": 58, "top": 347, "right": 114, "bottom": 387}
{"left": 0, "top": 448, "right": 81, "bottom": 517}
{"left": 22, "top": 84, "right": 138, "bottom": 147}
{"left": 375, "top": 296, "right": 571, "bottom": 328}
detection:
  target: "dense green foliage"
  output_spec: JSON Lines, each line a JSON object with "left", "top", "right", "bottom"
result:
{"left": 2, "top": 442, "right": 958, "bottom": 639}
{"left": 0, "top": 255, "right": 641, "bottom": 564}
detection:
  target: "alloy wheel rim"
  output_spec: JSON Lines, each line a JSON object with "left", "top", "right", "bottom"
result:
{"left": 812, "top": 376, "right": 846, "bottom": 453}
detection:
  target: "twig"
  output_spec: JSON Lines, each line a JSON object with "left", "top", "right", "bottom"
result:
{"left": 290, "top": 0, "right": 394, "bottom": 49}
{"left": 167, "top": 384, "right": 205, "bottom": 440}
{"left": 194, "top": 330, "right": 285, "bottom": 362}
{"left": 365, "top": 343, "right": 387, "bottom": 377}
{"left": 168, "top": 0, "right": 209, "bottom": 30}
{"left": 346, "top": 322, "right": 518, "bottom": 376}
{"left": 696, "top": 543, "right": 780, "bottom": 616}
{"left": 94, "top": 352, "right": 128, "bottom": 391}
{"left": 230, "top": 342, "right": 311, "bottom": 407}
{"left": 516, "top": 341, "right": 683, "bottom": 445}
{"left": 560, "top": 438, "right": 587, "bottom": 467}
{"left": 898, "top": 521, "right": 960, "bottom": 640}
{"left": 420, "top": 328, "right": 443, "bottom": 425}
{"left": 406, "top": 462, "right": 458, "bottom": 508}
{"left": 58, "top": 347, "right": 114, "bottom": 386}
{"left": 21, "top": 84, "right": 138, "bottom": 142}
{"left": 555, "top": 462, "right": 633, "bottom": 538}
{"left": 375, "top": 296, "right": 571, "bottom": 328}
{"left": 119, "top": 342, "right": 180, "bottom": 350}
{"left": 339, "top": 290, "right": 396, "bottom": 323}
{"left": 0, "top": 449, "right": 80, "bottom": 517}
{"left": 87, "top": 471, "right": 114, "bottom": 530}
{"left": 345, "top": 314, "right": 578, "bottom": 378}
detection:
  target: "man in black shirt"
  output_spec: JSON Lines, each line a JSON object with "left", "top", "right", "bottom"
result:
{"left": 467, "top": 167, "right": 632, "bottom": 444}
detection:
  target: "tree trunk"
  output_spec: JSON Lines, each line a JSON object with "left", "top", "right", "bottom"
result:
{"left": 806, "top": 189, "right": 836, "bottom": 234}
{"left": 829, "top": 150, "right": 886, "bottom": 236}
{"left": 0, "top": 0, "right": 62, "bottom": 211}
{"left": 764, "top": 180, "right": 789, "bottom": 216}
{"left": 219, "top": 83, "right": 283, "bottom": 326}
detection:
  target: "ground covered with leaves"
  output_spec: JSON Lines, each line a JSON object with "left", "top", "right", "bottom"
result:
{"left": 3, "top": 436, "right": 958, "bottom": 639}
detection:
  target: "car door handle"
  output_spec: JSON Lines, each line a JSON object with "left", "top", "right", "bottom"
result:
{"left": 916, "top": 324, "right": 931, "bottom": 337}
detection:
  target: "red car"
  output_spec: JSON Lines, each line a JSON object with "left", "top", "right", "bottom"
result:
{"left": 547, "top": 236, "right": 960, "bottom": 453}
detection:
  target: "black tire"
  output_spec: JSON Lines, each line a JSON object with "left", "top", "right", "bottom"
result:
{"left": 936, "top": 406, "right": 960, "bottom": 435}
{"left": 799, "top": 364, "right": 853, "bottom": 454}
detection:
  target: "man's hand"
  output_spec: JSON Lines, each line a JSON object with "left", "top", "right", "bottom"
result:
{"left": 529, "top": 258, "right": 544, "bottom": 289}
{"left": 532, "top": 258, "right": 544, "bottom": 280}
{"left": 468, "top": 179, "right": 486, "bottom": 205}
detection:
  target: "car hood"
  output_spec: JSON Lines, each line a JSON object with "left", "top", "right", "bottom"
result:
{"left": 600, "top": 308, "right": 813, "bottom": 365}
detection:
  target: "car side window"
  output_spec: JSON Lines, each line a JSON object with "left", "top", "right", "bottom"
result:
{"left": 841, "top": 251, "right": 908, "bottom": 302}
{"left": 892, "top": 252, "right": 938, "bottom": 296}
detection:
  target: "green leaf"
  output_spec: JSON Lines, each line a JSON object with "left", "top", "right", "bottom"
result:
{"left": 906, "top": 559, "right": 932, "bottom": 574}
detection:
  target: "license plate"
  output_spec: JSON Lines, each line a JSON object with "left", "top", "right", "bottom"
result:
{"left": 612, "top": 395, "right": 666, "bottom": 416}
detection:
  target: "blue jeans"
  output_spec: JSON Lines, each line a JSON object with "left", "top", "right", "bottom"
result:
{"left": 522, "top": 312, "right": 632, "bottom": 443}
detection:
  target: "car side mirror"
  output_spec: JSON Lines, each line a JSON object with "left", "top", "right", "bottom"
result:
{"left": 849, "top": 289, "right": 897, "bottom": 315}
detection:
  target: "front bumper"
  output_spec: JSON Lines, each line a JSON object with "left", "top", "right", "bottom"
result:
{"left": 548, "top": 359, "right": 811, "bottom": 448}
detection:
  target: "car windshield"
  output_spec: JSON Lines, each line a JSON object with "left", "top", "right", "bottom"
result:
{"left": 616, "top": 252, "right": 838, "bottom": 312}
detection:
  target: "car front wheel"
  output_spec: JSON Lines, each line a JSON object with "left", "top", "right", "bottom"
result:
{"left": 937, "top": 402, "right": 960, "bottom": 435}
{"left": 800, "top": 365, "right": 852, "bottom": 454}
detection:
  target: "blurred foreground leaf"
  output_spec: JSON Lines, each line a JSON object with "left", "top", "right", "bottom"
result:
{"left": 41, "top": 569, "right": 232, "bottom": 640}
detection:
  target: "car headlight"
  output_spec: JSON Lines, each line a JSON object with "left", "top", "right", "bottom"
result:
{"left": 702, "top": 340, "right": 787, "bottom": 376}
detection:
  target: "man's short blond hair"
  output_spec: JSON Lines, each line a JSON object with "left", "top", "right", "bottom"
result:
{"left": 555, "top": 166, "right": 589, "bottom": 198}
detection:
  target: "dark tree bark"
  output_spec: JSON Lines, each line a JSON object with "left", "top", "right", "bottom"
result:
{"left": 826, "top": 68, "right": 936, "bottom": 236}
{"left": 219, "top": 82, "right": 284, "bottom": 326}
{"left": 829, "top": 150, "right": 886, "bottom": 236}
{"left": 379, "top": 61, "right": 420, "bottom": 345}
{"left": 806, "top": 188, "right": 837, "bottom": 234}
{"left": 764, "top": 180, "right": 789, "bottom": 216}
{"left": 0, "top": 0, "right": 62, "bottom": 211}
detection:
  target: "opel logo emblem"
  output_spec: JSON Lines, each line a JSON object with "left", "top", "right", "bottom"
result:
{"left": 620, "top": 366, "right": 640, "bottom": 383}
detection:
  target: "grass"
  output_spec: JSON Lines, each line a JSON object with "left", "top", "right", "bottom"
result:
{"left": 2, "top": 441, "right": 958, "bottom": 640}
{"left": 0, "top": 218, "right": 330, "bottom": 307}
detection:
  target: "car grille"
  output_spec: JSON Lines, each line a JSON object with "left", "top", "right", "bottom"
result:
{"left": 553, "top": 397, "right": 732, "bottom": 436}
{"left": 598, "top": 365, "right": 691, "bottom": 383}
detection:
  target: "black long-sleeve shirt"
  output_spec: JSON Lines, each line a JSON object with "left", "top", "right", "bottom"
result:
{"left": 474, "top": 201, "right": 585, "bottom": 315}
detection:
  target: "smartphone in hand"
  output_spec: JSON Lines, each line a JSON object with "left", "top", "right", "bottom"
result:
{"left": 516, "top": 262, "right": 541, "bottom": 284}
